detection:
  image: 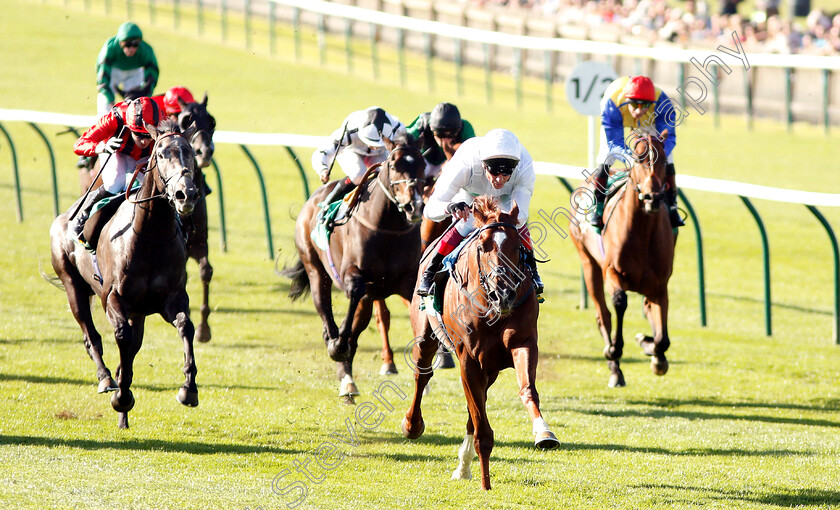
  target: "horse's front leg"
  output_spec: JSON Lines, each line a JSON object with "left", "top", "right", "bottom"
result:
{"left": 373, "top": 300, "right": 397, "bottom": 375}
{"left": 334, "top": 297, "right": 372, "bottom": 402}
{"left": 460, "top": 358, "right": 494, "bottom": 490}
{"left": 164, "top": 290, "right": 198, "bottom": 406}
{"left": 607, "top": 285, "right": 628, "bottom": 388}
{"left": 401, "top": 315, "right": 439, "bottom": 440}
{"left": 510, "top": 344, "right": 561, "bottom": 449}
{"left": 637, "top": 289, "right": 670, "bottom": 376}
{"left": 196, "top": 253, "right": 213, "bottom": 343}
{"left": 105, "top": 293, "right": 136, "bottom": 429}
{"left": 329, "top": 267, "right": 365, "bottom": 362}
{"left": 307, "top": 265, "right": 340, "bottom": 357}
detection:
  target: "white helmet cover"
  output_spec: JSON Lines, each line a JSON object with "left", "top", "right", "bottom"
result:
{"left": 357, "top": 107, "right": 391, "bottom": 147}
{"left": 479, "top": 129, "right": 521, "bottom": 162}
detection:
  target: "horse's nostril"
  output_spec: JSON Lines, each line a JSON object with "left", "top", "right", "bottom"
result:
{"left": 175, "top": 190, "right": 186, "bottom": 202}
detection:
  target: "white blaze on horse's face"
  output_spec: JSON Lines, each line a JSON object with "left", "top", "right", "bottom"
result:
{"left": 479, "top": 229, "right": 520, "bottom": 316}
{"left": 632, "top": 139, "right": 665, "bottom": 215}
{"left": 156, "top": 134, "right": 199, "bottom": 216}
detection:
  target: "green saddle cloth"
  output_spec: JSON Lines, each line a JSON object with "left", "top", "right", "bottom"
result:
{"left": 310, "top": 200, "right": 344, "bottom": 251}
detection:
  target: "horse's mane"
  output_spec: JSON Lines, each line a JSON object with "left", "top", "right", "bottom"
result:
{"left": 157, "top": 118, "right": 179, "bottom": 134}
{"left": 472, "top": 196, "right": 520, "bottom": 229}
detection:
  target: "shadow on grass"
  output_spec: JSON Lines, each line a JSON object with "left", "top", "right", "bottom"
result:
{"left": 624, "top": 397, "right": 840, "bottom": 414}
{"left": 213, "top": 306, "right": 319, "bottom": 317}
{"left": 0, "top": 372, "right": 281, "bottom": 393}
{"left": 0, "top": 434, "right": 300, "bottom": 456}
{"left": 575, "top": 407, "right": 840, "bottom": 429}
{"left": 636, "top": 484, "right": 840, "bottom": 506}
{"left": 709, "top": 291, "right": 832, "bottom": 316}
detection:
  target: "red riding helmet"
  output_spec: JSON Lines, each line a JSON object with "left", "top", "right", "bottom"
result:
{"left": 163, "top": 86, "right": 195, "bottom": 115}
{"left": 125, "top": 97, "right": 161, "bottom": 134}
{"left": 623, "top": 76, "right": 656, "bottom": 102}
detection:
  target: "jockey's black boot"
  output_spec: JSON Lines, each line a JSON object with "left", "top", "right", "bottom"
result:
{"left": 417, "top": 251, "right": 445, "bottom": 297}
{"left": 66, "top": 186, "right": 114, "bottom": 244}
{"left": 317, "top": 177, "right": 356, "bottom": 226}
{"left": 522, "top": 248, "right": 544, "bottom": 296}
{"left": 588, "top": 164, "right": 609, "bottom": 234}
{"left": 665, "top": 171, "right": 684, "bottom": 228}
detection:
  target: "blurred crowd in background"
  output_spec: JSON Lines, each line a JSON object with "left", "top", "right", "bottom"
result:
{"left": 462, "top": 0, "right": 840, "bottom": 55}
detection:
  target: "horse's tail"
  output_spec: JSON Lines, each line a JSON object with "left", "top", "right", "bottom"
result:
{"left": 279, "top": 258, "right": 310, "bottom": 301}
{"left": 37, "top": 251, "right": 64, "bottom": 290}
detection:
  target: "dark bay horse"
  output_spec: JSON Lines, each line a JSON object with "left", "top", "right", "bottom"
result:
{"left": 402, "top": 196, "right": 560, "bottom": 490}
{"left": 282, "top": 135, "right": 425, "bottom": 401}
{"left": 51, "top": 119, "right": 200, "bottom": 428}
{"left": 369, "top": 179, "right": 454, "bottom": 375}
{"left": 79, "top": 95, "right": 216, "bottom": 343}
{"left": 569, "top": 129, "right": 675, "bottom": 387}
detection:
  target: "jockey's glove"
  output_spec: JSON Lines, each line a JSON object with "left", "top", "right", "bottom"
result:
{"left": 446, "top": 201, "right": 470, "bottom": 215}
{"left": 96, "top": 137, "right": 123, "bottom": 154}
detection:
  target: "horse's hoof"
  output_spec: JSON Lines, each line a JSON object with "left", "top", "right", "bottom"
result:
{"left": 339, "top": 375, "right": 359, "bottom": 397}
{"left": 196, "top": 323, "right": 211, "bottom": 343}
{"left": 651, "top": 356, "right": 669, "bottom": 376}
{"left": 535, "top": 431, "right": 561, "bottom": 449}
{"left": 379, "top": 363, "right": 398, "bottom": 376}
{"left": 401, "top": 416, "right": 425, "bottom": 439}
{"left": 435, "top": 351, "right": 456, "bottom": 369}
{"left": 341, "top": 395, "right": 356, "bottom": 406}
{"left": 98, "top": 377, "right": 118, "bottom": 394}
{"left": 327, "top": 339, "right": 350, "bottom": 362}
{"left": 608, "top": 372, "right": 626, "bottom": 388}
{"left": 111, "top": 390, "right": 135, "bottom": 413}
{"left": 177, "top": 387, "right": 199, "bottom": 407}
{"left": 451, "top": 466, "right": 472, "bottom": 480}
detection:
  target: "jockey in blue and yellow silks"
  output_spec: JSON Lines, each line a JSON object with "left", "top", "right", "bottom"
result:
{"left": 589, "top": 75, "right": 684, "bottom": 233}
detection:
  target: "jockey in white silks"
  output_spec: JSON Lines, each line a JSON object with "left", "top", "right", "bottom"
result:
{"left": 417, "top": 128, "right": 543, "bottom": 298}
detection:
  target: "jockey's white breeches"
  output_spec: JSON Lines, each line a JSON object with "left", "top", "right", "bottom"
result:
{"left": 336, "top": 150, "right": 388, "bottom": 185}
{"left": 99, "top": 152, "right": 149, "bottom": 194}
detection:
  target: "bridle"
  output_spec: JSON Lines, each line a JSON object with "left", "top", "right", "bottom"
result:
{"left": 453, "top": 221, "right": 532, "bottom": 317}
{"left": 376, "top": 146, "right": 424, "bottom": 213}
{"left": 629, "top": 135, "right": 667, "bottom": 208}
{"left": 125, "top": 131, "right": 195, "bottom": 205}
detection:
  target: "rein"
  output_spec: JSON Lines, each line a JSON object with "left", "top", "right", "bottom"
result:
{"left": 125, "top": 131, "right": 193, "bottom": 204}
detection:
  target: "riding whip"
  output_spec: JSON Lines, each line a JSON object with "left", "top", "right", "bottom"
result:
{"left": 69, "top": 125, "right": 127, "bottom": 220}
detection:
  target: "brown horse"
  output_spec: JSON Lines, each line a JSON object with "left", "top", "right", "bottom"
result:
{"left": 401, "top": 196, "right": 560, "bottom": 490}
{"left": 369, "top": 178, "right": 453, "bottom": 375}
{"left": 282, "top": 135, "right": 425, "bottom": 401}
{"left": 50, "top": 119, "right": 200, "bottom": 428}
{"left": 79, "top": 96, "right": 217, "bottom": 343}
{"left": 569, "top": 129, "right": 675, "bottom": 387}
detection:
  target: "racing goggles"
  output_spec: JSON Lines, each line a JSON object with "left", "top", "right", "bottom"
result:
{"left": 432, "top": 128, "right": 458, "bottom": 139}
{"left": 482, "top": 158, "right": 518, "bottom": 177}
{"left": 121, "top": 39, "right": 141, "bottom": 48}
{"left": 628, "top": 99, "right": 654, "bottom": 108}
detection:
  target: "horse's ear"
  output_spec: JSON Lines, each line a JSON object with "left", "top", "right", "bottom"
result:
{"left": 145, "top": 122, "right": 160, "bottom": 139}
{"left": 473, "top": 201, "right": 488, "bottom": 226}
{"left": 382, "top": 135, "right": 395, "bottom": 152}
{"left": 182, "top": 123, "right": 197, "bottom": 141}
{"left": 178, "top": 97, "right": 189, "bottom": 110}
{"left": 202, "top": 93, "right": 208, "bottom": 107}
{"left": 658, "top": 129, "right": 669, "bottom": 142}
{"left": 509, "top": 200, "right": 519, "bottom": 223}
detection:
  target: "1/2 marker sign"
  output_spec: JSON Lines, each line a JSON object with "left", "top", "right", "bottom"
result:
{"left": 565, "top": 61, "right": 618, "bottom": 116}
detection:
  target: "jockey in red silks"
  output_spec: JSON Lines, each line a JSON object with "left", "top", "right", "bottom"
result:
{"left": 417, "top": 128, "right": 543, "bottom": 298}
{"left": 68, "top": 97, "right": 162, "bottom": 243}
{"left": 589, "top": 75, "right": 683, "bottom": 234}
{"left": 151, "top": 86, "right": 195, "bottom": 118}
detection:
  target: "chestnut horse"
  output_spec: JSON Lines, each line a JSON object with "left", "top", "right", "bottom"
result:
{"left": 282, "top": 135, "right": 425, "bottom": 401}
{"left": 80, "top": 96, "right": 217, "bottom": 343}
{"left": 51, "top": 119, "right": 200, "bottom": 428}
{"left": 402, "top": 196, "right": 560, "bottom": 490}
{"left": 569, "top": 129, "right": 675, "bottom": 387}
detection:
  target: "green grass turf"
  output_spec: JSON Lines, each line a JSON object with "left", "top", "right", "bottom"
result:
{"left": 1, "top": 0, "right": 840, "bottom": 508}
